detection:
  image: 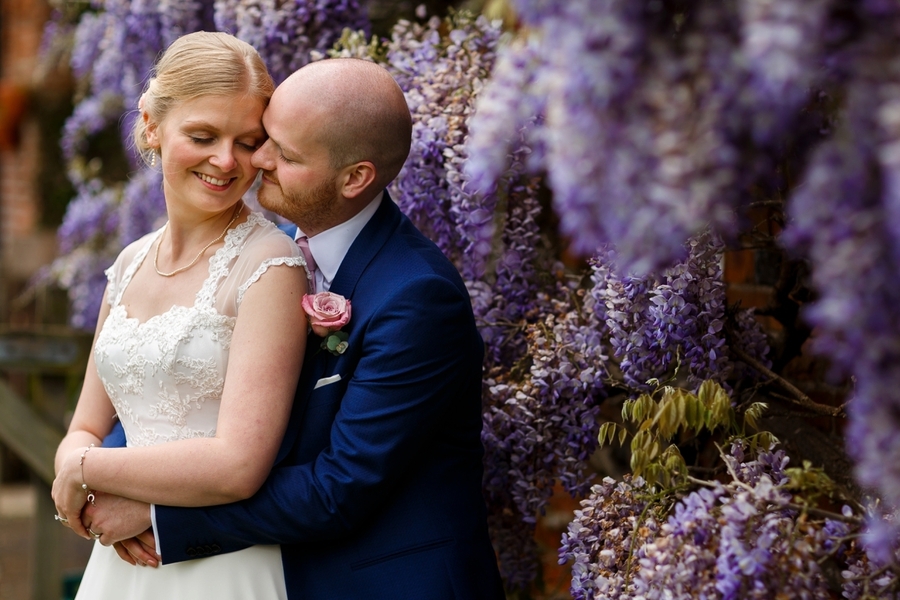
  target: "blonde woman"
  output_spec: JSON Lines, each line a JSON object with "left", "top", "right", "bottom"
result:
{"left": 51, "top": 31, "right": 308, "bottom": 599}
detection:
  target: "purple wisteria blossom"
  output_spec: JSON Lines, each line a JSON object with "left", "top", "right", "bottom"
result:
{"left": 119, "top": 169, "right": 166, "bottom": 247}
{"left": 466, "top": 0, "right": 756, "bottom": 274}
{"left": 215, "top": 0, "right": 369, "bottom": 84}
{"left": 563, "top": 440, "right": 879, "bottom": 599}
{"left": 590, "top": 232, "right": 769, "bottom": 393}
{"left": 781, "top": 10, "right": 900, "bottom": 552}
{"left": 482, "top": 296, "right": 606, "bottom": 585}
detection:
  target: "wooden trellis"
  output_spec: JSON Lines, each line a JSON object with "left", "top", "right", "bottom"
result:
{"left": 0, "top": 329, "right": 92, "bottom": 600}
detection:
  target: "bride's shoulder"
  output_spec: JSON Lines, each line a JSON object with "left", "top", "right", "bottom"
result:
{"left": 112, "top": 227, "right": 163, "bottom": 267}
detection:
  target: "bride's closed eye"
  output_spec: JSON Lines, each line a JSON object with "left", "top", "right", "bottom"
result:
{"left": 237, "top": 139, "right": 262, "bottom": 152}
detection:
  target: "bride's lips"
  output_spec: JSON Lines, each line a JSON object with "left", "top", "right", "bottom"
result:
{"left": 195, "top": 172, "right": 235, "bottom": 190}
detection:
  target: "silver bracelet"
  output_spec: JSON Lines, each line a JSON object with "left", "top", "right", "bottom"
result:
{"left": 79, "top": 444, "right": 95, "bottom": 498}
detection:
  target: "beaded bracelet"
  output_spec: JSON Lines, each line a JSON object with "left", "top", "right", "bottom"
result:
{"left": 80, "top": 444, "right": 96, "bottom": 506}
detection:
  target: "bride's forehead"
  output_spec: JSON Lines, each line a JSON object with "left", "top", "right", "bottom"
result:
{"left": 160, "top": 94, "right": 265, "bottom": 131}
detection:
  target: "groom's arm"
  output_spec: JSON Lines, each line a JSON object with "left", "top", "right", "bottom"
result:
{"left": 154, "top": 272, "right": 482, "bottom": 562}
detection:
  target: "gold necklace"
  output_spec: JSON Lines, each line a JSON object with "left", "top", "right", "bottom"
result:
{"left": 154, "top": 202, "right": 243, "bottom": 277}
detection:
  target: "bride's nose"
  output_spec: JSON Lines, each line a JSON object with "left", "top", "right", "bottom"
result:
{"left": 209, "top": 143, "right": 238, "bottom": 172}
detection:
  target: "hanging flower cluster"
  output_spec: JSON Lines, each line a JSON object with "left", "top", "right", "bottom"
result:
{"left": 560, "top": 440, "right": 894, "bottom": 599}
{"left": 466, "top": 0, "right": 900, "bottom": 584}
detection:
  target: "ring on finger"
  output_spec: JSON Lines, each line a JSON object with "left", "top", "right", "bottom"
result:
{"left": 88, "top": 527, "right": 101, "bottom": 540}
{"left": 54, "top": 514, "right": 68, "bottom": 524}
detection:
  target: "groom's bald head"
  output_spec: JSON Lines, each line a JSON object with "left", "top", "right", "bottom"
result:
{"left": 278, "top": 58, "right": 412, "bottom": 190}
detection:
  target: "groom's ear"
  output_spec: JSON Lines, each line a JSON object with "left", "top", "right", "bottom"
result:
{"left": 339, "top": 161, "right": 376, "bottom": 199}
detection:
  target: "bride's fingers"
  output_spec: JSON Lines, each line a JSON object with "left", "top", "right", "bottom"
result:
{"left": 70, "top": 510, "right": 93, "bottom": 540}
{"left": 53, "top": 486, "right": 88, "bottom": 529}
{"left": 54, "top": 513, "right": 71, "bottom": 528}
{"left": 135, "top": 529, "right": 158, "bottom": 554}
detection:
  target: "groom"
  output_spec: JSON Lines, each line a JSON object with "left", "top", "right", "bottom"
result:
{"left": 87, "top": 58, "right": 505, "bottom": 597}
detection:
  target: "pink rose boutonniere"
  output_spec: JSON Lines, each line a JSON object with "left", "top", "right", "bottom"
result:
{"left": 301, "top": 292, "right": 352, "bottom": 355}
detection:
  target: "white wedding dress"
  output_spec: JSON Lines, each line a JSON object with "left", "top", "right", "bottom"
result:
{"left": 74, "top": 213, "right": 306, "bottom": 600}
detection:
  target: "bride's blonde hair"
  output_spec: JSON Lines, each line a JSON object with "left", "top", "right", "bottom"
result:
{"left": 133, "top": 31, "right": 275, "bottom": 164}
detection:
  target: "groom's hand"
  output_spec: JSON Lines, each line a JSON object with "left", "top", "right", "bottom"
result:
{"left": 81, "top": 492, "right": 153, "bottom": 546}
{"left": 113, "top": 530, "right": 159, "bottom": 568}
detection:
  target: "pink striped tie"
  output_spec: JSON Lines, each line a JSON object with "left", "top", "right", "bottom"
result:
{"left": 296, "top": 236, "right": 317, "bottom": 293}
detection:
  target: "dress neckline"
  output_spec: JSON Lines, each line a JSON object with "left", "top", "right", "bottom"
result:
{"left": 111, "top": 213, "right": 260, "bottom": 324}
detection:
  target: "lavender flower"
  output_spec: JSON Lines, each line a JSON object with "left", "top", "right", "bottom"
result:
{"left": 562, "top": 440, "right": 856, "bottom": 599}
{"left": 216, "top": 0, "right": 369, "bottom": 84}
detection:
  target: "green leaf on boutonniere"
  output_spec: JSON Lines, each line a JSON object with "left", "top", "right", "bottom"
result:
{"left": 323, "top": 331, "right": 350, "bottom": 355}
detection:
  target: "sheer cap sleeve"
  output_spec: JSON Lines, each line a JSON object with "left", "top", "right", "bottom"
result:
{"left": 213, "top": 214, "right": 307, "bottom": 318}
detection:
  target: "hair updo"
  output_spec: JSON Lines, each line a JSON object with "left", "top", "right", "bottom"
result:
{"left": 133, "top": 31, "right": 275, "bottom": 164}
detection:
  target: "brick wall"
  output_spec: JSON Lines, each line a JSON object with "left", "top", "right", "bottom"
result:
{"left": 0, "top": 0, "right": 57, "bottom": 319}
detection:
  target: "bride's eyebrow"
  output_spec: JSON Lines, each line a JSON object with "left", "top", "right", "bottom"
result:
{"left": 182, "top": 120, "right": 265, "bottom": 137}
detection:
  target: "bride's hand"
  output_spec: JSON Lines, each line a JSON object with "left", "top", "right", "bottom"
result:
{"left": 51, "top": 447, "right": 93, "bottom": 539}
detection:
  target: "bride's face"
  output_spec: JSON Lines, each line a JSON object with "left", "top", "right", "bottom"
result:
{"left": 147, "top": 93, "right": 267, "bottom": 217}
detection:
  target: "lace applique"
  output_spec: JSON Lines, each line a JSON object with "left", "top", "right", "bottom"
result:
{"left": 236, "top": 256, "right": 309, "bottom": 307}
{"left": 198, "top": 214, "right": 259, "bottom": 309}
{"left": 93, "top": 214, "right": 292, "bottom": 448}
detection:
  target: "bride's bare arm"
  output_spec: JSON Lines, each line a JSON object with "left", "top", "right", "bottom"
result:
{"left": 52, "top": 289, "right": 119, "bottom": 535}
{"left": 53, "top": 264, "right": 307, "bottom": 518}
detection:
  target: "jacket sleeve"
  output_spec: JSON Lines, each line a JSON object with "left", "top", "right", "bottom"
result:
{"left": 154, "top": 272, "right": 483, "bottom": 563}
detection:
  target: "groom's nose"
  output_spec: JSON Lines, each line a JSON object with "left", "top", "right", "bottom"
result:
{"left": 251, "top": 139, "right": 275, "bottom": 170}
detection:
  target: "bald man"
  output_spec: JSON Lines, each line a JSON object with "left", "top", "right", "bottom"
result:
{"left": 87, "top": 58, "right": 506, "bottom": 598}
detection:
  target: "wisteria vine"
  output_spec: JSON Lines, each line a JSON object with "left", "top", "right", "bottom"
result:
{"left": 465, "top": 0, "right": 900, "bottom": 593}
{"left": 560, "top": 441, "right": 896, "bottom": 599}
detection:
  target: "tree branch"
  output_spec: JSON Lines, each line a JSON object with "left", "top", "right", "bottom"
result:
{"left": 728, "top": 342, "right": 845, "bottom": 418}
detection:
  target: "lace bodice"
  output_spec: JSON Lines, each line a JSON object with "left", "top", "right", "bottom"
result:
{"left": 93, "top": 213, "right": 306, "bottom": 448}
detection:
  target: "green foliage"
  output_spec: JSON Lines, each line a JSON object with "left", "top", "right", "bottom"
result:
{"left": 599, "top": 380, "right": 776, "bottom": 485}
{"left": 784, "top": 460, "right": 838, "bottom": 505}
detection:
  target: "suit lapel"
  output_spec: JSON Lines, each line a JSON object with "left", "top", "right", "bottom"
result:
{"left": 275, "top": 194, "right": 400, "bottom": 464}
{"left": 328, "top": 192, "right": 400, "bottom": 299}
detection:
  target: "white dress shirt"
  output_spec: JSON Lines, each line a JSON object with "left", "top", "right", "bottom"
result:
{"left": 296, "top": 191, "right": 383, "bottom": 292}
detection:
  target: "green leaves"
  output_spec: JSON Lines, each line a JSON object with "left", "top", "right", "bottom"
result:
{"left": 599, "top": 380, "right": 770, "bottom": 486}
{"left": 598, "top": 421, "right": 628, "bottom": 447}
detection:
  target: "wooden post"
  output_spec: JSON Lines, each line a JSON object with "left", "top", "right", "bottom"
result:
{"left": 0, "top": 329, "right": 92, "bottom": 600}
{"left": 32, "top": 477, "right": 62, "bottom": 600}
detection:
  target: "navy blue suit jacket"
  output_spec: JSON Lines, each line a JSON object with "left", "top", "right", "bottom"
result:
{"left": 147, "top": 195, "right": 504, "bottom": 598}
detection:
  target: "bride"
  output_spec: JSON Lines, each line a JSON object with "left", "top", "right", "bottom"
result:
{"left": 50, "top": 31, "right": 308, "bottom": 599}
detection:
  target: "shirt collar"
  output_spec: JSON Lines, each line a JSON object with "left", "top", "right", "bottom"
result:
{"left": 295, "top": 192, "right": 383, "bottom": 290}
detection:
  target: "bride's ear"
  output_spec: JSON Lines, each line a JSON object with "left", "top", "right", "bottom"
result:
{"left": 339, "top": 161, "right": 376, "bottom": 199}
{"left": 144, "top": 112, "right": 160, "bottom": 148}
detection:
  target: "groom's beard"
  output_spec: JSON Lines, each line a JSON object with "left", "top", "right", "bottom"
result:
{"left": 257, "top": 171, "right": 340, "bottom": 234}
